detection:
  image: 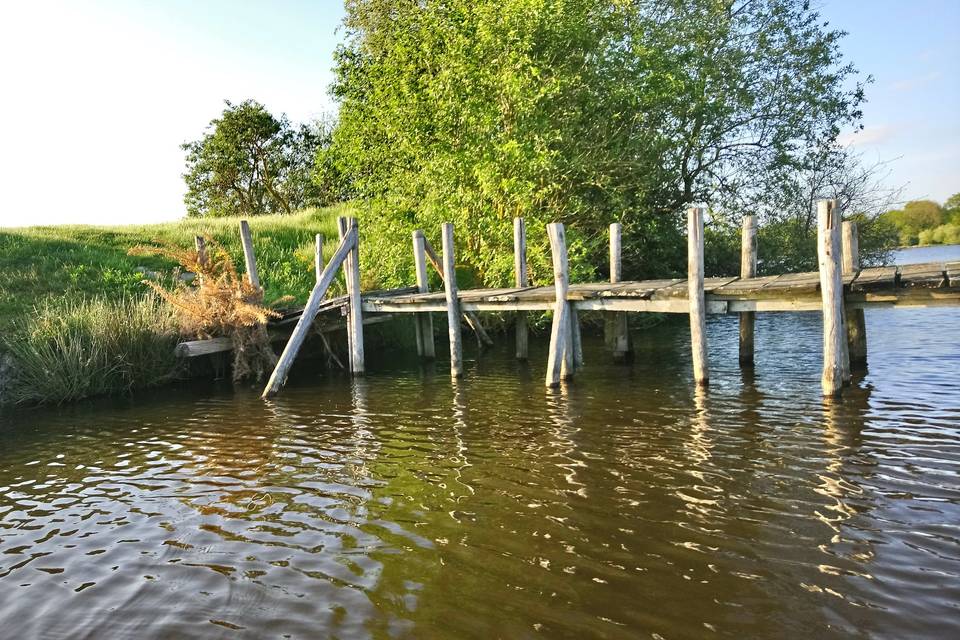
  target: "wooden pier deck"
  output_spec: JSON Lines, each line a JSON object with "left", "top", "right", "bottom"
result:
{"left": 360, "top": 262, "right": 960, "bottom": 315}
{"left": 177, "top": 203, "right": 960, "bottom": 400}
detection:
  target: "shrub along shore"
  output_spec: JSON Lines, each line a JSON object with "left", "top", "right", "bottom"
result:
{"left": 0, "top": 206, "right": 349, "bottom": 406}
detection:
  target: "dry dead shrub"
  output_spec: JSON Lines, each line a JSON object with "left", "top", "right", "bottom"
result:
{"left": 129, "top": 239, "right": 291, "bottom": 382}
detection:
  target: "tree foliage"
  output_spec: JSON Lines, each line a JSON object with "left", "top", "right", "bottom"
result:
{"left": 327, "top": 0, "right": 867, "bottom": 286}
{"left": 708, "top": 146, "right": 901, "bottom": 274}
{"left": 884, "top": 194, "right": 960, "bottom": 247}
{"left": 880, "top": 198, "right": 954, "bottom": 246}
{"left": 183, "top": 100, "right": 326, "bottom": 218}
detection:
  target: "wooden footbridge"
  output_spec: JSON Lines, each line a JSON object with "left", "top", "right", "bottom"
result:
{"left": 180, "top": 202, "right": 960, "bottom": 399}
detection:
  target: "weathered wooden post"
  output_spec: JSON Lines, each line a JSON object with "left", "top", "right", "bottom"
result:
{"left": 688, "top": 207, "right": 709, "bottom": 386}
{"left": 194, "top": 235, "right": 207, "bottom": 265}
{"left": 314, "top": 234, "right": 324, "bottom": 282}
{"left": 337, "top": 216, "right": 365, "bottom": 375}
{"left": 817, "top": 200, "right": 846, "bottom": 396}
{"left": 194, "top": 235, "right": 208, "bottom": 286}
{"left": 606, "top": 222, "right": 630, "bottom": 361}
{"left": 412, "top": 230, "right": 436, "bottom": 359}
{"left": 739, "top": 215, "right": 757, "bottom": 366}
{"left": 311, "top": 231, "right": 342, "bottom": 367}
{"left": 842, "top": 221, "right": 867, "bottom": 368}
{"left": 570, "top": 306, "right": 584, "bottom": 369}
{"left": 262, "top": 227, "right": 356, "bottom": 398}
{"left": 441, "top": 223, "right": 463, "bottom": 377}
{"left": 420, "top": 236, "right": 492, "bottom": 347}
{"left": 239, "top": 220, "right": 261, "bottom": 290}
{"left": 545, "top": 223, "right": 573, "bottom": 387}
{"left": 513, "top": 217, "right": 529, "bottom": 360}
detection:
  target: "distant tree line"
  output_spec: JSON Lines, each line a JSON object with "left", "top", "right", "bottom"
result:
{"left": 878, "top": 195, "right": 960, "bottom": 246}
{"left": 183, "top": 0, "right": 928, "bottom": 285}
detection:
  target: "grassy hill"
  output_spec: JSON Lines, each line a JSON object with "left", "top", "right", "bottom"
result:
{"left": 0, "top": 205, "right": 362, "bottom": 405}
{"left": 0, "top": 205, "right": 352, "bottom": 327}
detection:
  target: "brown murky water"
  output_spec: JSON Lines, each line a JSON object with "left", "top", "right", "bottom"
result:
{"left": 1, "top": 250, "right": 959, "bottom": 639}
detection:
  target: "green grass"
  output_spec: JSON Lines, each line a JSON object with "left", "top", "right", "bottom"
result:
{"left": 0, "top": 204, "right": 353, "bottom": 328}
{"left": 1, "top": 295, "right": 182, "bottom": 405}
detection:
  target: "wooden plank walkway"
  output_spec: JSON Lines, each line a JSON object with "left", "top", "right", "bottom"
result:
{"left": 360, "top": 261, "right": 960, "bottom": 314}
{"left": 177, "top": 209, "right": 959, "bottom": 399}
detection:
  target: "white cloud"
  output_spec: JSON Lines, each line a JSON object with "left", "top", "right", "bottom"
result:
{"left": 836, "top": 124, "right": 896, "bottom": 147}
{"left": 890, "top": 71, "right": 943, "bottom": 93}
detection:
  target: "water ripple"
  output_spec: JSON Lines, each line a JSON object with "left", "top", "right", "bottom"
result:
{"left": 0, "top": 306, "right": 959, "bottom": 638}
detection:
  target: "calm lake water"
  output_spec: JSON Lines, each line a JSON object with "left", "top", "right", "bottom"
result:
{"left": 1, "top": 245, "right": 958, "bottom": 639}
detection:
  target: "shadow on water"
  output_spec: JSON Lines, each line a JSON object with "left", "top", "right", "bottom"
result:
{"left": 0, "top": 308, "right": 959, "bottom": 638}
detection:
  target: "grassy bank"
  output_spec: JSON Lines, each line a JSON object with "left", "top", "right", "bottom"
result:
{"left": 0, "top": 205, "right": 355, "bottom": 405}
{"left": 1, "top": 295, "right": 181, "bottom": 405}
{"left": 0, "top": 205, "right": 352, "bottom": 329}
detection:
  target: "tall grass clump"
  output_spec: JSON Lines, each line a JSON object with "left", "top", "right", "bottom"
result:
{"left": 131, "top": 238, "right": 290, "bottom": 382}
{"left": 2, "top": 295, "right": 181, "bottom": 405}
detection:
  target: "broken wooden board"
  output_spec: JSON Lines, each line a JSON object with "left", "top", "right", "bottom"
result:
{"left": 176, "top": 314, "right": 399, "bottom": 358}
{"left": 651, "top": 277, "right": 738, "bottom": 299}
{"left": 600, "top": 279, "right": 684, "bottom": 299}
{"left": 898, "top": 263, "right": 948, "bottom": 288}
{"left": 851, "top": 266, "right": 897, "bottom": 292}
{"left": 711, "top": 275, "right": 781, "bottom": 297}
{"left": 948, "top": 262, "right": 960, "bottom": 287}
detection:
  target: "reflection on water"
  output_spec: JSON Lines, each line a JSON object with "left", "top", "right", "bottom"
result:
{"left": 1, "top": 304, "right": 959, "bottom": 639}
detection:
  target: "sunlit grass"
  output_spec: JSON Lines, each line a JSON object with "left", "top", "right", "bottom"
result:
{"left": 0, "top": 205, "right": 353, "bottom": 327}
{"left": 1, "top": 295, "right": 182, "bottom": 405}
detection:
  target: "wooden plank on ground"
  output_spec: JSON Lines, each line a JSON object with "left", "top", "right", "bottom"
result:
{"left": 567, "top": 282, "right": 622, "bottom": 300}
{"left": 388, "top": 291, "right": 448, "bottom": 304}
{"left": 458, "top": 287, "right": 529, "bottom": 302}
{"left": 705, "top": 276, "right": 740, "bottom": 291}
{"left": 507, "top": 286, "right": 556, "bottom": 302}
{"left": 762, "top": 271, "right": 821, "bottom": 294}
{"left": 484, "top": 286, "right": 541, "bottom": 302}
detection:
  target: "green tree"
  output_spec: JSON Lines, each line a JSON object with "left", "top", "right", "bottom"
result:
{"left": 182, "top": 100, "right": 324, "bottom": 217}
{"left": 880, "top": 198, "right": 944, "bottom": 245}
{"left": 902, "top": 200, "right": 943, "bottom": 228}
{"left": 327, "top": 0, "right": 866, "bottom": 286}
{"left": 708, "top": 146, "right": 899, "bottom": 274}
{"left": 942, "top": 192, "right": 960, "bottom": 225}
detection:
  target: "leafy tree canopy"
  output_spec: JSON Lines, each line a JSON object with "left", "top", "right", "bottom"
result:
{"left": 881, "top": 195, "right": 960, "bottom": 247}
{"left": 183, "top": 100, "right": 327, "bottom": 217}
{"left": 326, "top": 0, "right": 866, "bottom": 285}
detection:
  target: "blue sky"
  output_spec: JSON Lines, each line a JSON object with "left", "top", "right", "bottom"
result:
{"left": 0, "top": 0, "right": 956, "bottom": 226}
{"left": 818, "top": 0, "right": 959, "bottom": 205}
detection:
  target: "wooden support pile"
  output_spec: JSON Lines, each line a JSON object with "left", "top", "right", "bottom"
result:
{"left": 442, "top": 223, "right": 463, "bottom": 377}
{"left": 606, "top": 222, "right": 631, "bottom": 361}
{"left": 842, "top": 221, "right": 868, "bottom": 367}
{"left": 338, "top": 217, "right": 365, "bottom": 375}
{"left": 817, "top": 200, "right": 850, "bottom": 396}
{"left": 239, "top": 220, "right": 261, "bottom": 291}
{"left": 545, "top": 223, "right": 573, "bottom": 387}
{"left": 170, "top": 201, "right": 956, "bottom": 401}
{"left": 262, "top": 218, "right": 363, "bottom": 398}
{"left": 688, "top": 207, "right": 709, "bottom": 386}
{"left": 739, "top": 215, "right": 757, "bottom": 366}
{"left": 407, "top": 225, "right": 495, "bottom": 371}
{"left": 514, "top": 217, "right": 529, "bottom": 360}
{"left": 412, "top": 230, "right": 436, "bottom": 359}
